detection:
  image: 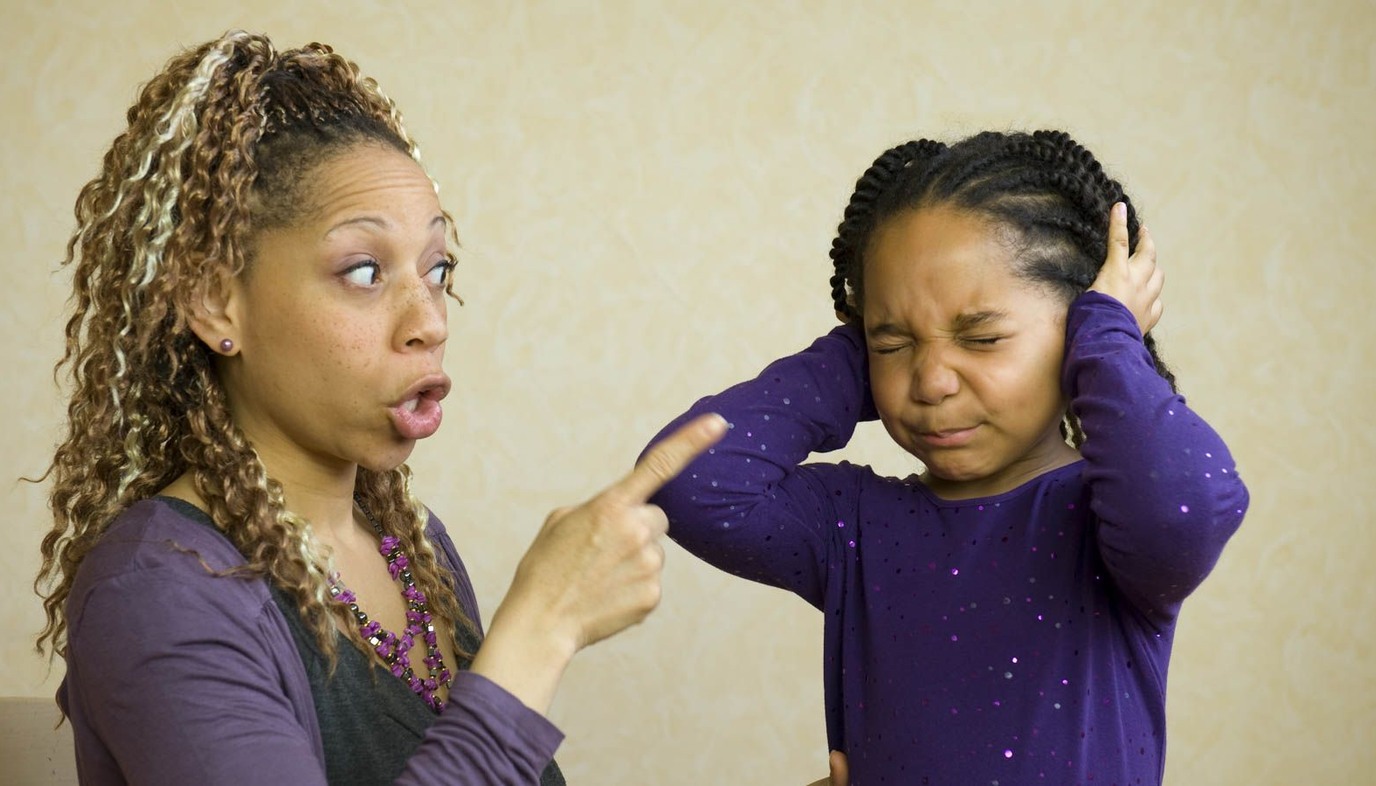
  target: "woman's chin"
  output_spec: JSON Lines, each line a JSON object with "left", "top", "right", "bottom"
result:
{"left": 358, "top": 440, "right": 419, "bottom": 474}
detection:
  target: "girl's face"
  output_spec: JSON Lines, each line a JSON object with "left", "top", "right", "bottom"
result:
{"left": 862, "top": 205, "right": 1079, "bottom": 500}
{"left": 217, "top": 142, "right": 454, "bottom": 480}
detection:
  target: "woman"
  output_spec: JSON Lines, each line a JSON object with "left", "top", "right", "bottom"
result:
{"left": 35, "top": 30, "right": 723, "bottom": 784}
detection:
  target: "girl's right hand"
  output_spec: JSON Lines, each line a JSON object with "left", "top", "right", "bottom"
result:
{"left": 1088, "top": 202, "right": 1164, "bottom": 336}
{"left": 805, "top": 751, "right": 849, "bottom": 786}
{"left": 469, "top": 413, "right": 727, "bottom": 713}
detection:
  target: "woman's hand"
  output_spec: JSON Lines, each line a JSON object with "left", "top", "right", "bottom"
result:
{"left": 805, "top": 751, "right": 849, "bottom": 786}
{"left": 514, "top": 412, "right": 727, "bottom": 650}
{"left": 1088, "top": 202, "right": 1164, "bottom": 336}
{"left": 469, "top": 413, "right": 727, "bottom": 713}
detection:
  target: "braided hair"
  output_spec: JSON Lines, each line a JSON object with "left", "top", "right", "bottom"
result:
{"left": 829, "top": 129, "right": 1175, "bottom": 447}
{"left": 36, "top": 31, "right": 471, "bottom": 671}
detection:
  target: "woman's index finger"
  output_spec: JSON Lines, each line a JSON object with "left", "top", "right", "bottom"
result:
{"left": 609, "top": 414, "right": 727, "bottom": 504}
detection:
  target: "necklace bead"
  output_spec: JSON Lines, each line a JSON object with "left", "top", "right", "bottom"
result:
{"left": 328, "top": 506, "right": 452, "bottom": 712}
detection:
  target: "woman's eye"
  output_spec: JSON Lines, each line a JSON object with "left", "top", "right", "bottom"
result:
{"left": 871, "top": 344, "right": 907, "bottom": 356}
{"left": 964, "top": 336, "right": 1003, "bottom": 347}
{"left": 342, "top": 261, "right": 381, "bottom": 286}
{"left": 425, "top": 257, "right": 456, "bottom": 286}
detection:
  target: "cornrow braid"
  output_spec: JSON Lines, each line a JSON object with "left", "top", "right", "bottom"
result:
{"left": 829, "top": 139, "right": 947, "bottom": 321}
{"left": 37, "top": 31, "right": 474, "bottom": 674}
{"left": 828, "top": 129, "right": 1176, "bottom": 448}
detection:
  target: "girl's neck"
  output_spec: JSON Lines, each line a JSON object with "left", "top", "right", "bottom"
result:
{"left": 921, "top": 441, "right": 1082, "bottom": 501}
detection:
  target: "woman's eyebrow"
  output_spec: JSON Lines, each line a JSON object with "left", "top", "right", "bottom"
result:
{"left": 324, "top": 214, "right": 447, "bottom": 239}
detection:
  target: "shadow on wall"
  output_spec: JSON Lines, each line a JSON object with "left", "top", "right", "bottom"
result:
{"left": 0, "top": 698, "right": 76, "bottom": 785}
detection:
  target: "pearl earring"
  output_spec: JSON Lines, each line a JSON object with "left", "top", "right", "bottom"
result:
{"left": 219, "top": 338, "right": 234, "bottom": 353}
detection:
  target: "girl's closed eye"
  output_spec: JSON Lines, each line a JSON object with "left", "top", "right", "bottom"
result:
{"left": 962, "top": 335, "right": 1005, "bottom": 347}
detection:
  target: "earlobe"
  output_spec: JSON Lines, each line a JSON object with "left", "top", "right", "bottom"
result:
{"left": 186, "top": 271, "right": 242, "bottom": 356}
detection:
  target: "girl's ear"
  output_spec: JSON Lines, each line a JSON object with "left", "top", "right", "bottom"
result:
{"left": 186, "top": 270, "right": 244, "bottom": 356}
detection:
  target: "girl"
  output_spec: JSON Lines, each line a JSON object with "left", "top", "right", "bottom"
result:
{"left": 35, "top": 31, "right": 723, "bottom": 785}
{"left": 646, "top": 130, "right": 1248, "bottom": 784}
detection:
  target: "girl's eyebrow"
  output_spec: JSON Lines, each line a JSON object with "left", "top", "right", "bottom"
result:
{"left": 951, "top": 310, "right": 1008, "bottom": 331}
{"left": 867, "top": 322, "right": 911, "bottom": 338}
{"left": 868, "top": 310, "right": 1009, "bottom": 338}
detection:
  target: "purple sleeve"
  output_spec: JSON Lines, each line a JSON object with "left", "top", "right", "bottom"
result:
{"left": 401, "top": 513, "right": 565, "bottom": 782}
{"left": 645, "top": 324, "right": 874, "bottom": 608}
{"left": 1063, "top": 292, "right": 1249, "bottom": 622}
{"left": 67, "top": 509, "right": 561, "bottom": 785}
{"left": 399, "top": 672, "right": 561, "bottom": 783}
{"left": 68, "top": 566, "right": 332, "bottom": 786}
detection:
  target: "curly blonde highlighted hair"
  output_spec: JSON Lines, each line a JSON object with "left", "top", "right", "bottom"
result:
{"left": 35, "top": 30, "right": 471, "bottom": 668}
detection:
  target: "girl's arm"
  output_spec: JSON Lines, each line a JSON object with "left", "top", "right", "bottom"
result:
{"left": 645, "top": 324, "right": 876, "bottom": 608}
{"left": 1067, "top": 206, "right": 1249, "bottom": 623}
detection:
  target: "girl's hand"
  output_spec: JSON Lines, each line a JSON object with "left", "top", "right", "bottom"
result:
{"left": 805, "top": 751, "right": 849, "bottom": 786}
{"left": 1088, "top": 202, "right": 1164, "bottom": 336}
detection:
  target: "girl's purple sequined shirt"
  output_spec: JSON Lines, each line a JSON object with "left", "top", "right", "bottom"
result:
{"left": 646, "top": 292, "right": 1248, "bottom": 785}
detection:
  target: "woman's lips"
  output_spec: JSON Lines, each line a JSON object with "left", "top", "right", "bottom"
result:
{"left": 389, "top": 380, "right": 449, "bottom": 440}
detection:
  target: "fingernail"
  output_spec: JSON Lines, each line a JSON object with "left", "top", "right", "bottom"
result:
{"left": 703, "top": 413, "right": 728, "bottom": 436}
{"left": 1114, "top": 202, "right": 1126, "bottom": 218}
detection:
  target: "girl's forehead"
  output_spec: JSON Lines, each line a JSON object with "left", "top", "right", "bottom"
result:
{"left": 865, "top": 207, "right": 1059, "bottom": 322}
{"left": 869, "top": 208, "right": 1015, "bottom": 288}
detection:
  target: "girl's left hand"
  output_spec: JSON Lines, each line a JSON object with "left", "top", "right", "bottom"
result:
{"left": 1088, "top": 202, "right": 1164, "bottom": 336}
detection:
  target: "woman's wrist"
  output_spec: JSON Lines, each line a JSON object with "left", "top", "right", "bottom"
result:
{"left": 467, "top": 597, "right": 578, "bottom": 716}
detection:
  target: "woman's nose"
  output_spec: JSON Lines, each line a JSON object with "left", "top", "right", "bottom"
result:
{"left": 397, "top": 279, "right": 447, "bottom": 350}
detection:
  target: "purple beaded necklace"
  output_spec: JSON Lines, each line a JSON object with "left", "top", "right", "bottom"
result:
{"left": 327, "top": 504, "right": 453, "bottom": 712}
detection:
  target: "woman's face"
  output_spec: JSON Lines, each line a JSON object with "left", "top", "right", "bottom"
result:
{"left": 218, "top": 142, "right": 454, "bottom": 479}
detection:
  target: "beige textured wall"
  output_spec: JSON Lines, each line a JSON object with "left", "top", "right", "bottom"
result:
{"left": 3, "top": 1, "right": 1372, "bottom": 783}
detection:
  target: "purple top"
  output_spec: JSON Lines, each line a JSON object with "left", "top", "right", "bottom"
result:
{"left": 58, "top": 497, "right": 563, "bottom": 785}
{"left": 647, "top": 293, "right": 1248, "bottom": 785}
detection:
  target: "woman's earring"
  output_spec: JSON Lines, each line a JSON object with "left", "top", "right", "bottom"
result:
{"left": 219, "top": 338, "right": 235, "bottom": 354}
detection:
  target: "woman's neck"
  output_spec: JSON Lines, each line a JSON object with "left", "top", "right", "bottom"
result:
{"left": 158, "top": 450, "right": 362, "bottom": 544}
